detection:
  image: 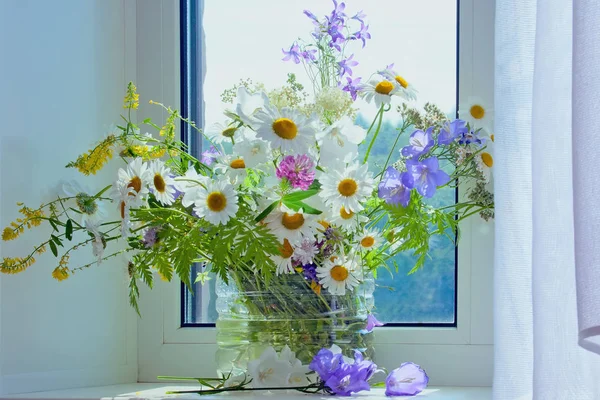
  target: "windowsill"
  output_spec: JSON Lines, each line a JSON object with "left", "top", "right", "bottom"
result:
{"left": 1, "top": 383, "right": 491, "bottom": 399}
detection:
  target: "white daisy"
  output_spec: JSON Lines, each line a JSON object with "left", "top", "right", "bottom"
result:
{"left": 174, "top": 167, "right": 209, "bottom": 208}
{"left": 378, "top": 69, "right": 418, "bottom": 101}
{"left": 319, "top": 162, "right": 374, "bottom": 213}
{"left": 62, "top": 181, "right": 108, "bottom": 225}
{"left": 293, "top": 237, "right": 319, "bottom": 266}
{"left": 116, "top": 157, "right": 151, "bottom": 202}
{"left": 264, "top": 204, "right": 320, "bottom": 244}
{"left": 359, "top": 78, "right": 399, "bottom": 108}
{"left": 214, "top": 155, "right": 248, "bottom": 185}
{"left": 233, "top": 138, "right": 272, "bottom": 168}
{"left": 235, "top": 86, "right": 270, "bottom": 126}
{"left": 316, "top": 254, "right": 360, "bottom": 295}
{"left": 111, "top": 180, "right": 138, "bottom": 238}
{"left": 205, "top": 121, "right": 248, "bottom": 145}
{"left": 148, "top": 160, "right": 177, "bottom": 205}
{"left": 271, "top": 238, "right": 295, "bottom": 275}
{"left": 194, "top": 181, "right": 239, "bottom": 226}
{"left": 253, "top": 105, "right": 316, "bottom": 154}
{"left": 459, "top": 96, "right": 494, "bottom": 133}
{"left": 356, "top": 227, "right": 382, "bottom": 251}
{"left": 317, "top": 116, "right": 367, "bottom": 146}
{"left": 328, "top": 204, "right": 368, "bottom": 232}
{"left": 475, "top": 147, "right": 494, "bottom": 183}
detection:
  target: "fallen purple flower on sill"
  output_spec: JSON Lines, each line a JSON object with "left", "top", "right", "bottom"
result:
{"left": 365, "top": 313, "right": 384, "bottom": 332}
{"left": 385, "top": 362, "right": 429, "bottom": 396}
{"left": 309, "top": 348, "right": 343, "bottom": 381}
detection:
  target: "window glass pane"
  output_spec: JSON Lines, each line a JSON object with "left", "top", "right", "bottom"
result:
{"left": 183, "top": 0, "right": 457, "bottom": 325}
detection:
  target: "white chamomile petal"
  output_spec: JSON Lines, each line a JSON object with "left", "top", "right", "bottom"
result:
{"left": 264, "top": 204, "right": 320, "bottom": 244}
{"left": 359, "top": 78, "right": 399, "bottom": 108}
{"left": 378, "top": 68, "right": 418, "bottom": 101}
{"left": 458, "top": 96, "right": 494, "bottom": 133}
{"left": 213, "top": 155, "right": 248, "bottom": 185}
{"left": 253, "top": 105, "right": 316, "bottom": 154}
{"left": 149, "top": 160, "right": 176, "bottom": 205}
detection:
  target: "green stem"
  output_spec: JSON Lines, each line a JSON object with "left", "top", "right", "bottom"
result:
{"left": 363, "top": 105, "right": 385, "bottom": 164}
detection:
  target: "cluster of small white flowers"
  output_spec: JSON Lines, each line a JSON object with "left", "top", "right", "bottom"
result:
{"left": 316, "top": 86, "right": 352, "bottom": 114}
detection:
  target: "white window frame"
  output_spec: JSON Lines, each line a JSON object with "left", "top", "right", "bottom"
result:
{"left": 135, "top": 0, "right": 494, "bottom": 386}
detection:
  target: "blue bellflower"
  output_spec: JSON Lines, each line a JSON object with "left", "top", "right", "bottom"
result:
{"left": 438, "top": 119, "right": 468, "bottom": 145}
{"left": 406, "top": 157, "right": 451, "bottom": 198}
{"left": 401, "top": 127, "right": 435, "bottom": 159}
{"left": 378, "top": 166, "right": 414, "bottom": 207}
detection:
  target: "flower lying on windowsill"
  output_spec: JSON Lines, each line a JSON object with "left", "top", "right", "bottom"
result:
{"left": 160, "top": 345, "right": 429, "bottom": 397}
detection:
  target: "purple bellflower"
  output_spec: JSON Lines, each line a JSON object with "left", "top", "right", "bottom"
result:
{"left": 282, "top": 43, "right": 302, "bottom": 64}
{"left": 341, "top": 76, "right": 362, "bottom": 101}
{"left": 401, "top": 127, "right": 435, "bottom": 159}
{"left": 338, "top": 54, "right": 358, "bottom": 77}
{"left": 385, "top": 362, "right": 429, "bottom": 396}
{"left": 378, "top": 166, "right": 414, "bottom": 207}
{"left": 438, "top": 119, "right": 468, "bottom": 145}
{"left": 201, "top": 146, "right": 219, "bottom": 166}
{"left": 458, "top": 128, "right": 486, "bottom": 146}
{"left": 406, "top": 157, "right": 451, "bottom": 198}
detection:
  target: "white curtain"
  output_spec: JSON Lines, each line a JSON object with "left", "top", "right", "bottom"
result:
{"left": 494, "top": 0, "right": 600, "bottom": 399}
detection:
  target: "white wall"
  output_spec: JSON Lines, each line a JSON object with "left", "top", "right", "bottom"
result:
{"left": 0, "top": 0, "right": 137, "bottom": 395}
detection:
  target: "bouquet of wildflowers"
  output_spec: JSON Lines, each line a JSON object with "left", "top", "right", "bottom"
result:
{"left": 0, "top": 0, "right": 493, "bottom": 359}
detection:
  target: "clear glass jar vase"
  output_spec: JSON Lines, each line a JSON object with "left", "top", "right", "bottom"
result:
{"left": 215, "top": 268, "right": 375, "bottom": 377}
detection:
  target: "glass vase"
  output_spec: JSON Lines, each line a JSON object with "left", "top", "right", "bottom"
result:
{"left": 215, "top": 268, "right": 375, "bottom": 377}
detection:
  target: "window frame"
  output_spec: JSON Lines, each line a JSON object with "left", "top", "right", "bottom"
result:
{"left": 136, "top": 0, "right": 494, "bottom": 386}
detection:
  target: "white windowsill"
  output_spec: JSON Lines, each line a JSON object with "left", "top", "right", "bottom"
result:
{"left": 1, "top": 383, "right": 491, "bottom": 399}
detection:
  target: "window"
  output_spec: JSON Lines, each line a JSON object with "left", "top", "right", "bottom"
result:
{"left": 137, "top": 0, "right": 494, "bottom": 386}
{"left": 181, "top": 0, "right": 458, "bottom": 326}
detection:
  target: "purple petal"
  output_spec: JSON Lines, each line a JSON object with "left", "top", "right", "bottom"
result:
{"left": 365, "top": 313, "right": 384, "bottom": 332}
{"left": 385, "top": 362, "right": 429, "bottom": 396}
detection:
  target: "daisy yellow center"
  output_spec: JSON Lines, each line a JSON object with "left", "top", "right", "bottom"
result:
{"left": 120, "top": 201, "right": 126, "bottom": 219}
{"left": 318, "top": 220, "right": 330, "bottom": 230}
{"left": 375, "top": 81, "right": 394, "bottom": 95}
{"left": 281, "top": 212, "right": 305, "bottom": 230}
{"left": 330, "top": 265, "right": 349, "bottom": 282}
{"left": 330, "top": 256, "right": 338, "bottom": 262}
{"left": 395, "top": 75, "right": 408, "bottom": 88}
{"left": 340, "top": 207, "right": 354, "bottom": 220}
{"left": 338, "top": 178, "right": 358, "bottom": 197}
{"left": 490, "top": 134, "right": 495, "bottom": 142}
{"left": 127, "top": 176, "right": 142, "bottom": 194}
{"left": 361, "top": 236, "right": 375, "bottom": 248}
{"left": 221, "top": 127, "right": 237, "bottom": 138}
{"left": 279, "top": 238, "right": 294, "bottom": 259}
{"left": 470, "top": 104, "right": 485, "bottom": 120}
{"left": 206, "top": 192, "right": 227, "bottom": 212}
{"left": 272, "top": 118, "right": 298, "bottom": 140}
{"left": 153, "top": 174, "right": 166, "bottom": 193}
{"left": 229, "top": 159, "right": 246, "bottom": 169}
{"left": 481, "top": 152, "right": 494, "bottom": 168}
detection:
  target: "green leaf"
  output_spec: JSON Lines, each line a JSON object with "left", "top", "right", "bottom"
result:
{"left": 65, "top": 219, "right": 73, "bottom": 241}
{"left": 282, "top": 200, "right": 322, "bottom": 215}
{"left": 254, "top": 200, "right": 279, "bottom": 223}
{"left": 51, "top": 234, "right": 63, "bottom": 246}
{"left": 282, "top": 189, "right": 318, "bottom": 202}
{"left": 49, "top": 219, "right": 59, "bottom": 232}
{"left": 49, "top": 240, "right": 58, "bottom": 257}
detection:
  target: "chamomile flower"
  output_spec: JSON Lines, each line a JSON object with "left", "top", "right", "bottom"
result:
{"left": 359, "top": 78, "right": 399, "bottom": 108}
{"left": 205, "top": 121, "right": 248, "bottom": 144}
{"left": 149, "top": 160, "right": 177, "bottom": 205}
{"left": 272, "top": 238, "right": 295, "bottom": 275}
{"left": 459, "top": 96, "right": 494, "bottom": 133}
{"left": 85, "top": 220, "right": 105, "bottom": 264}
{"left": 116, "top": 157, "right": 151, "bottom": 202}
{"left": 62, "top": 181, "right": 107, "bottom": 225}
{"left": 319, "top": 163, "right": 374, "bottom": 213}
{"left": 214, "top": 155, "right": 248, "bottom": 185}
{"left": 328, "top": 205, "right": 368, "bottom": 232}
{"left": 194, "top": 181, "right": 239, "bottom": 226}
{"left": 316, "top": 254, "right": 360, "bottom": 295}
{"left": 111, "top": 180, "right": 139, "bottom": 238}
{"left": 378, "top": 69, "right": 418, "bottom": 101}
{"left": 174, "top": 167, "right": 209, "bottom": 208}
{"left": 356, "top": 228, "right": 382, "bottom": 251}
{"left": 253, "top": 105, "right": 316, "bottom": 154}
{"left": 264, "top": 204, "right": 320, "bottom": 244}
{"left": 475, "top": 146, "right": 494, "bottom": 183}
{"left": 233, "top": 138, "right": 272, "bottom": 168}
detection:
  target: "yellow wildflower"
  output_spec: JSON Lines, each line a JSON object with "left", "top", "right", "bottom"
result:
{"left": 52, "top": 266, "right": 70, "bottom": 282}
{"left": 2, "top": 226, "right": 19, "bottom": 241}
{"left": 69, "top": 135, "right": 114, "bottom": 175}
{"left": 36, "top": 245, "right": 47, "bottom": 255}
{"left": 123, "top": 82, "right": 140, "bottom": 110}
{"left": 1, "top": 256, "right": 36, "bottom": 274}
